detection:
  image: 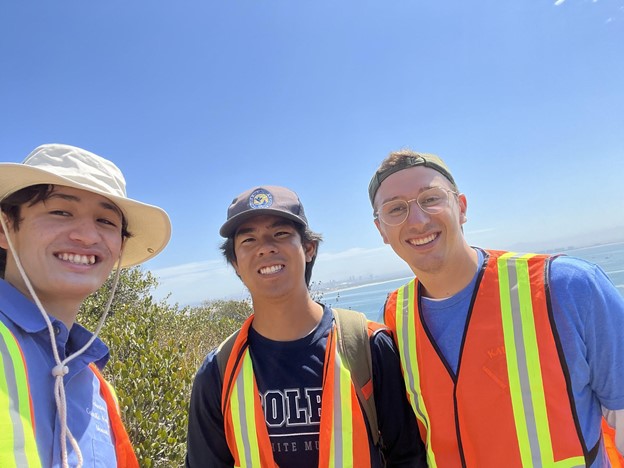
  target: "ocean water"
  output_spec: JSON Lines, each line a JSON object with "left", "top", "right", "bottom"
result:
{"left": 319, "top": 242, "right": 624, "bottom": 322}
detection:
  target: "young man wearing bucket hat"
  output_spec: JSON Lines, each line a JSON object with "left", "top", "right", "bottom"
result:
{"left": 369, "top": 149, "right": 624, "bottom": 467}
{"left": 186, "top": 185, "right": 426, "bottom": 467}
{"left": 0, "top": 144, "right": 171, "bottom": 467}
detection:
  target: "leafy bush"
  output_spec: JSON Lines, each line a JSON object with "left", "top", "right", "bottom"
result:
{"left": 78, "top": 267, "right": 251, "bottom": 467}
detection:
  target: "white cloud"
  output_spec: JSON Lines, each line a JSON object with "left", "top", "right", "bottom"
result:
{"left": 554, "top": 0, "right": 566, "bottom": 5}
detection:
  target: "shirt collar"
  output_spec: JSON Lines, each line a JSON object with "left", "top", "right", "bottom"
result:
{"left": 0, "top": 278, "right": 49, "bottom": 333}
{"left": 0, "top": 279, "right": 110, "bottom": 366}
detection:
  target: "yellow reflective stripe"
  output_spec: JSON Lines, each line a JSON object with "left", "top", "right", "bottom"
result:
{"left": 230, "top": 350, "right": 262, "bottom": 467}
{"left": 499, "top": 253, "right": 585, "bottom": 468}
{"left": 499, "top": 252, "right": 534, "bottom": 465}
{"left": 105, "top": 382, "right": 119, "bottom": 411}
{"left": 330, "top": 350, "right": 353, "bottom": 467}
{"left": 516, "top": 254, "right": 555, "bottom": 465}
{"left": 552, "top": 457, "right": 586, "bottom": 467}
{"left": 395, "top": 282, "right": 438, "bottom": 468}
{"left": 0, "top": 323, "right": 41, "bottom": 468}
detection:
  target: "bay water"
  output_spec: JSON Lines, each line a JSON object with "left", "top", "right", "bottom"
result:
{"left": 319, "top": 242, "right": 624, "bottom": 321}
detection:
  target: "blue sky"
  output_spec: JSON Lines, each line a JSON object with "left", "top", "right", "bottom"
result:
{"left": 2, "top": 0, "right": 623, "bottom": 305}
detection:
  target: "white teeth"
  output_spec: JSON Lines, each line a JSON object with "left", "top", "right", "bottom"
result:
{"left": 259, "top": 265, "right": 284, "bottom": 275}
{"left": 408, "top": 233, "right": 437, "bottom": 246}
{"left": 57, "top": 253, "right": 96, "bottom": 265}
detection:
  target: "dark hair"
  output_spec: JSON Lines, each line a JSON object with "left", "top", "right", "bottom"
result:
{"left": 1, "top": 184, "right": 131, "bottom": 277}
{"left": 220, "top": 221, "right": 323, "bottom": 287}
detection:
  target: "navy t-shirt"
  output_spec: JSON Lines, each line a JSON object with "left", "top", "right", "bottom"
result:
{"left": 186, "top": 304, "right": 425, "bottom": 467}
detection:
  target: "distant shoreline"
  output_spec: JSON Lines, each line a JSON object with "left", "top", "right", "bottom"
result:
{"left": 317, "top": 240, "right": 624, "bottom": 296}
{"left": 316, "top": 275, "right": 413, "bottom": 295}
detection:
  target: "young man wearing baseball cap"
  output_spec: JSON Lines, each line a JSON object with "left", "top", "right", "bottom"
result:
{"left": 186, "top": 186, "right": 426, "bottom": 467}
{"left": 369, "top": 149, "right": 624, "bottom": 467}
{"left": 0, "top": 144, "right": 171, "bottom": 467}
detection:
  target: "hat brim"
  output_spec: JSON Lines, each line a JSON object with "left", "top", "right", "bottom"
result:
{"left": 220, "top": 209, "right": 307, "bottom": 238}
{"left": 0, "top": 163, "right": 171, "bottom": 268}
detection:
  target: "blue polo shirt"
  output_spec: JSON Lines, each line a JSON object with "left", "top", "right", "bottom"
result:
{"left": 0, "top": 279, "right": 117, "bottom": 467}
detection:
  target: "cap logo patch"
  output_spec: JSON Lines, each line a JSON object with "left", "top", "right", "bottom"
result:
{"left": 249, "top": 189, "right": 273, "bottom": 209}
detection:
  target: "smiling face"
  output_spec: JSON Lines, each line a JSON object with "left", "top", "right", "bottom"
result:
{"left": 373, "top": 166, "right": 469, "bottom": 278}
{"left": 0, "top": 185, "right": 124, "bottom": 314}
{"left": 232, "top": 214, "right": 316, "bottom": 302}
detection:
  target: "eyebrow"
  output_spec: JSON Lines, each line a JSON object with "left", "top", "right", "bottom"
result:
{"left": 235, "top": 219, "right": 294, "bottom": 237}
{"left": 378, "top": 185, "right": 440, "bottom": 205}
{"left": 48, "top": 192, "right": 123, "bottom": 219}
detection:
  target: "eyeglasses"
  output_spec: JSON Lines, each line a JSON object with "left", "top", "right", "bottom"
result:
{"left": 374, "top": 187, "right": 458, "bottom": 226}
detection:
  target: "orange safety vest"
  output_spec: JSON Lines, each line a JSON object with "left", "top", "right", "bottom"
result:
{"left": 221, "top": 314, "right": 372, "bottom": 467}
{"left": 603, "top": 419, "right": 624, "bottom": 467}
{"left": 0, "top": 320, "right": 138, "bottom": 468}
{"left": 89, "top": 364, "right": 140, "bottom": 468}
{"left": 385, "top": 250, "right": 594, "bottom": 468}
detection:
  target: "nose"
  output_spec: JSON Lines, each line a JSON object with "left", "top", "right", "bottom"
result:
{"left": 406, "top": 199, "right": 430, "bottom": 225}
{"left": 257, "top": 235, "right": 278, "bottom": 256}
{"left": 69, "top": 218, "right": 102, "bottom": 245}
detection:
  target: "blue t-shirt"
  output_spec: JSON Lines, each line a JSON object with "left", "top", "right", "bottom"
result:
{"left": 186, "top": 304, "right": 426, "bottom": 468}
{"left": 419, "top": 248, "right": 624, "bottom": 467}
{"left": 0, "top": 279, "right": 117, "bottom": 467}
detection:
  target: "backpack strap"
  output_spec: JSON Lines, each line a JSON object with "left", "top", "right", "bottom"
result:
{"left": 216, "top": 328, "right": 241, "bottom": 381}
{"left": 333, "top": 308, "right": 381, "bottom": 446}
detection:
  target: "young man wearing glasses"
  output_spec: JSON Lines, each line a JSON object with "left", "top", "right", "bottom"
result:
{"left": 369, "top": 149, "right": 624, "bottom": 467}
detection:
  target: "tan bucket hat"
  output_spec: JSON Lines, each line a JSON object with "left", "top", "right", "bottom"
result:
{"left": 0, "top": 143, "right": 171, "bottom": 267}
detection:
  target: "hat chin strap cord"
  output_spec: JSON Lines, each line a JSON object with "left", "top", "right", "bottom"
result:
{"left": 0, "top": 215, "right": 124, "bottom": 468}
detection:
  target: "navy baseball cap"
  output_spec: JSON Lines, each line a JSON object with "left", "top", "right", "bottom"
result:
{"left": 220, "top": 186, "right": 308, "bottom": 238}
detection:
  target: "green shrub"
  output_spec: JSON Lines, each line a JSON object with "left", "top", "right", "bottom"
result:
{"left": 79, "top": 267, "right": 251, "bottom": 467}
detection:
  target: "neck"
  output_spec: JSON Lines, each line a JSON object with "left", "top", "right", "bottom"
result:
{"left": 250, "top": 292, "right": 323, "bottom": 341}
{"left": 37, "top": 301, "right": 80, "bottom": 328}
{"left": 5, "top": 274, "right": 80, "bottom": 328}
{"left": 416, "top": 245, "right": 479, "bottom": 299}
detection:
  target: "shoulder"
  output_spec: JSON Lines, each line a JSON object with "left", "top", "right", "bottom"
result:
{"left": 0, "top": 311, "right": 17, "bottom": 332}
{"left": 549, "top": 255, "right": 617, "bottom": 294}
{"left": 0, "top": 312, "right": 31, "bottom": 352}
{"left": 192, "top": 348, "right": 222, "bottom": 391}
{"left": 369, "top": 325, "right": 398, "bottom": 358}
{"left": 548, "top": 254, "right": 624, "bottom": 334}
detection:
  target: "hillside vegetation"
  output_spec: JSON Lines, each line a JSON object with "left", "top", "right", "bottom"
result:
{"left": 79, "top": 267, "right": 252, "bottom": 467}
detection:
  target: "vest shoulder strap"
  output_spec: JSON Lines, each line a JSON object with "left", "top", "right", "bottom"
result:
{"left": 215, "top": 309, "right": 382, "bottom": 446}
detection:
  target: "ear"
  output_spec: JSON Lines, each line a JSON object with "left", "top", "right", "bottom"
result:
{"left": 458, "top": 193, "right": 468, "bottom": 225}
{"left": 231, "top": 258, "right": 240, "bottom": 276}
{"left": 374, "top": 218, "right": 390, "bottom": 245}
{"left": 303, "top": 241, "right": 317, "bottom": 262}
{"left": 0, "top": 213, "right": 11, "bottom": 250}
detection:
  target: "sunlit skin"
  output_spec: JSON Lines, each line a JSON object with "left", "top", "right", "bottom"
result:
{"left": 0, "top": 186, "right": 124, "bottom": 327}
{"left": 373, "top": 166, "right": 478, "bottom": 298}
{"left": 232, "top": 214, "right": 322, "bottom": 341}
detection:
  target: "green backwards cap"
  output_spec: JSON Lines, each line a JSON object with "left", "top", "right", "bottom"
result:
{"left": 368, "top": 152, "right": 456, "bottom": 206}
